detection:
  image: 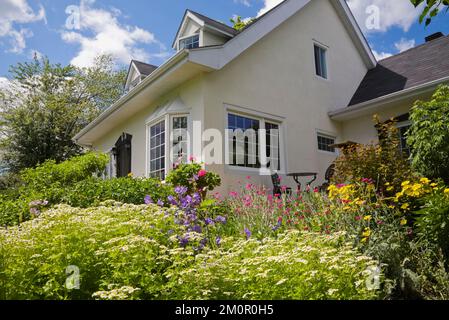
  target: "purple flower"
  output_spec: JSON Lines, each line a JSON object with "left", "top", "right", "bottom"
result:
{"left": 193, "top": 193, "right": 202, "bottom": 205}
{"left": 215, "top": 216, "right": 227, "bottom": 224}
{"left": 144, "top": 195, "right": 153, "bottom": 204}
{"left": 178, "top": 235, "right": 189, "bottom": 248}
{"left": 29, "top": 207, "right": 40, "bottom": 216}
{"left": 175, "top": 186, "right": 188, "bottom": 195}
{"left": 272, "top": 220, "right": 282, "bottom": 231}
{"left": 157, "top": 199, "right": 165, "bottom": 207}
{"left": 216, "top": 236, "right": 221, "bottom": 246}
{"left": 205, "top": 218, "right": 214, "bottom": 226}
{"left": 244, "top": 228, "right": 252, "bottom": 240}
{"left": 167, "top": 195, "right": 178, "bottom": 206}
{"left": 192, "top": 225, "right": 202, "bottom": 233}
{"left": 193, "top": 174, "right": 199, "bottom": 181}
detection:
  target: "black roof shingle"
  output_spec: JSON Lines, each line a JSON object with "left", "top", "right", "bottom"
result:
{"left": 349, "top": 34, "right": 449, "bottom": 106}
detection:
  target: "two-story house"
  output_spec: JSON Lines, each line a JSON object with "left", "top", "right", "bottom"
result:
{"left": 73, "top": 0, "right": 449, "bottom": 192}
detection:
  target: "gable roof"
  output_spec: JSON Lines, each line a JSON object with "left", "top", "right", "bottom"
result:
{"left": 172, "top": 9, "right": 237, "bottom": 48}
{"left": 75, "top": 0, "right": 377, "bottom": 145}
{"left": 349, "top": 34, "right": 449, "bottom": 106}
{"left": 132, "top": 60, "right": 158, "bottom": 76}
{"left": 188, "top": 10, "right": 238, "bottom": 37}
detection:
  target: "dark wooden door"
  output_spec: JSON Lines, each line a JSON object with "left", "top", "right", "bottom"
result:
{"left": 114, "top": 133, "right": 132, "bottom": 177}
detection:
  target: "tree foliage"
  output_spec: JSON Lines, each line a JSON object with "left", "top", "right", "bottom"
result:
{"left": 410, "top": 0, "right": 449, "bottom": 25}
{"left": 407, "top": 85, "right": 449, "bottom": 183}
{"left": 230, "top": 15, "right": 255, "bottom": 31}
{"left": 0, "top": 55, "right": 126, "bottom": 172}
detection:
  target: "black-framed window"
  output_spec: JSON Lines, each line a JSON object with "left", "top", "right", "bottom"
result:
{"left": 172, "top": 116, "right": 188, "bottom": 165}
{"left": 179, "top": 35, "right": 200, "bottom": 50}
{"left": 114, "top": 133, "right": 132, "bottom": 177}
{"left": 266, "top": 122, "right": 280, "bottom": 170}
{"left": 228, "top": 114, "right": 260, "bottom": 169}
{"left": 314, "top": 44, "right": 328, "bottom": 79}
{"left": 317, "top": 134, "right": 335, "bottom": 153}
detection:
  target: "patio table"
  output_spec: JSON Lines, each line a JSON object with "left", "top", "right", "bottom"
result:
{"left": 287, "top": 172, "right": 317, "bottom": 193}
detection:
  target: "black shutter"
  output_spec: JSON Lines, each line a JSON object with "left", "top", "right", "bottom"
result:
{"left": 114, "top": 133, "right": 132, "bottom": 177}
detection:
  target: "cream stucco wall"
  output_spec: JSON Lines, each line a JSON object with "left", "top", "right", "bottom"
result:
{"left": 91, "top": 74, "right": 206, "bottom": 177}
{"left": 89, "top": 0, "right": 374, "bottom": 194}
{"left": 202, "top": 0, "right": 368, "bottom": 193}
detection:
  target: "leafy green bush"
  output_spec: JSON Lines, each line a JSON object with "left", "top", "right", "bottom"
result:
{"left": 332, "top": 116, "right": 414, "bottom": 194}
{"left": 408, "top": 85, "right": 449, "bottom": 184}
{"left": 166, "top": 231, "right": 381, "bottom": 300}
{"left": 415, "top": 190, "right": 449, "bottom": 261}
{"left": 166, "top": 162, "right": 221, "bottom": 197}
{"left": 0, "top": 203, "right": 381, "bottom": 300}
{"left": 63, "top": 177, "right": 173, "bottom": 208}
{"left": 20, "top": 152, "right": 109, "bottom": 189}
{"left": 0, "top": 152, "right": 109, "bottom": 226}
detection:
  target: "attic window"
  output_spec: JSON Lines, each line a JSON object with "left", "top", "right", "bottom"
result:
{"left": 314, "top": 44, "right": 328, "bottom": 79}
{"left": 179, "top": 35, "right": 200, "bottom": 50}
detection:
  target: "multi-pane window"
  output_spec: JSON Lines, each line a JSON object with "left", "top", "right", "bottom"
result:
{"left": 265, "top": 122, "right": 280, "bottom": 170}
{"left": 149, "top": 120, "right": 166, "bottom": 180}
{"left": 314, "top": 44, "right": 328, "bottom": 79}
{"left": 172, "top": 116, "right": 188, "bottom": 165}
{"left": 227, "top": 113, "right": 282, "bottom": 170}
{"left": 398, "top": 123, "right": 411, "bottom": 157}
{"left": 179, "top": 35, "right": 200, "bottom": 50}
{"left": 228, "top": 114, "right": 260, "bottom": 168}
{"left": 317, "top": 134, "right": 336, "bottom": 153}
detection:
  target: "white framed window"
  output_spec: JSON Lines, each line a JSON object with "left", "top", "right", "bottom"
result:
{"left": 317, "top": 133, "right": 336, "bottom": 153}
{"left": 179, "top": 34, "right": 200, "bottom": 50}
{"left": 226, "top": 110, "right": 283, "bottom": 172}
{"left": 314, "top": 44, "right": 328, "bottom": 79}
{"left": 146, "top": 113, "right": 190, "bottom": 180}
{"left": 149, "top": 119, "right": 166, "bottom": 180}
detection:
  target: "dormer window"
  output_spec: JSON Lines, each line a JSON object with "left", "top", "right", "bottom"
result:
{"left": 179, "top": 34, "right": 200, "bottom": 50}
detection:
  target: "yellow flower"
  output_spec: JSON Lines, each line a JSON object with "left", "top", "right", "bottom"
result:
{"left": 385, "top": 182, "right": 391, "bottom": 186}
{"left": 127, "top": 172, "right": 134, "bottom": 177}
{"left": 401, "top": 181, "right": 410, "bottom": 187}
{"left": 430, "top": 183, "right": 438, "bottom": 187}
{"left": 363, "top": 215, "right": 372, "bottom": 222}
{"left": 401, "top": 203, "right": 410, "bottom": 210}
{"left": 400, "top": 218, "right": 407, "bottom": 226}
{"left": 420, "top": 178, "right": 430, "bottom": 185}
{"left": 362, "top": 228, "right": 371, "bottom": 238}
{"left": 386, "top": 186, "right": 394, "bottom": 191}
{"left": 444, "top": 188, "right": 449, "bottom": 196}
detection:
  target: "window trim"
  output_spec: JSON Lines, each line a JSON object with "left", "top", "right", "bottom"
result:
{"left": 316, "top": 131, "right": 337, "bottom": 155}
{"left": 313, "top": 42, "right": 329, "bottom": 80}
{"left": 178, "top": 34, "right": 200, "bottom": 50}
{"left": 145, "top": 112, "right": 191, "bottom": 179}
{"left": 224, "top": 105, "right": 286, "bottom": 174}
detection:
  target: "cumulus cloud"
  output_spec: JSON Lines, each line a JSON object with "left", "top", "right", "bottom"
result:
{"left": 0, "top": 0, "right": 46, "bottom": 53}
{"left": 61, "top": 0, "right": 168, "bottom": 68}
{"left": 234, "top": 0, "right": 252, "bottom": 7}
{"left": 372, "top": 50, "right": 392, "bottom": 61}
{"left": 394, "top": 37, "right": 416, "bottom": 52}
{"left": 347, "top": 0, "right": 421, "bottom": 33}
{"left": 257, "top": 0, "right": 285, "bottom": 17}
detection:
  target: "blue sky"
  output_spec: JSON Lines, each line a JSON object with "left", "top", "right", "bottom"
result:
{"left": 0, "top": 0, "right": 448, "bottom": 82}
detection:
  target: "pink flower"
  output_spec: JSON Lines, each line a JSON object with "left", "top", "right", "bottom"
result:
{"left": 246, "top": 176, "right": 252, "bottom": 180}
{"left": 245, "top": 183, "right": 253, "bottom": 190}
{"left": 189, "top": 155, "right": 197, "bottom": 162}
{"left": 198, "top": 169, "right": 207, "bottom": 177}
{"left": 229, "top": 191, "right": 238, "bottom": 198}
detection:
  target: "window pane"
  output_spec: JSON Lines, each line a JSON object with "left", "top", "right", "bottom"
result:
{"left": 149, "top": 120, "right": 166, "bottom": 179}
{"left": 314, "top": 45, "right": 327, "bottom": 79}
{"left": 172, "top": 116, "right": 188, "bottom": 164}
{"left": 179, "top": 35, "right": 199, "bottom": 50}
{"left": 317, "top": 134, "right": 335, "bottom": 153}
{"left": 398, "top": 125, "right": 411, "bottom": 157}
{"left": 227, "top": 113, "right": 261, "bottom": 169}
{"left": 266, "top": 122, "right": 280, "bottom": 170}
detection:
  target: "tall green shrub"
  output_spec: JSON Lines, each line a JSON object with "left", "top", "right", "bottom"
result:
{"left": 408, "top": 85, "right": 449, "bottom": 184}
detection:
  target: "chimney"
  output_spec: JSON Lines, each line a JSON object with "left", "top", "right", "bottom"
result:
{"left": 425, "top": 32, "right": 444, "bottom": 42}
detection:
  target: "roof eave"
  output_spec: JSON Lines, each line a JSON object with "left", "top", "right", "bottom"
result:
{"left": 329, "top": 76, "right": 449, "bottom": 121}
{"left": 73, "top": 50, "right": 190, "bottom": 144}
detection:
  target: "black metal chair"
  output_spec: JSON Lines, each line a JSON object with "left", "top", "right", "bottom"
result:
{"left": 271, "top": 173, "right": 292, "bottom": 197}
{"left": 320, "top": 164, "right": 335, "bottom": 192}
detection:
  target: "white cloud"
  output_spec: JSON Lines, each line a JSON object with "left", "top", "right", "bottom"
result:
{"left": 257, "top": 0, "right": 285, "bottom": 17}
{"left": 372, "top": 50, "right": 392, "bottom": 60}
{"left": 394, "top": 37, "right": 415, "bottom": 52}
{"left": 347, "top": 0, "right": 421, "bottom": 33}
{"left": 0, "top": 0, "right": 46, "bottom": 53}
{"left": 234, "top": 0, "right": 252, "bottom": 7}
{"left": 61, "top": 0, "right": 168, "bottom": 68}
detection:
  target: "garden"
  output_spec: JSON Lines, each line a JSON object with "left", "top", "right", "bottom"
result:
{"left": 1, "top": 86, "right": 449, "bottom": 300}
